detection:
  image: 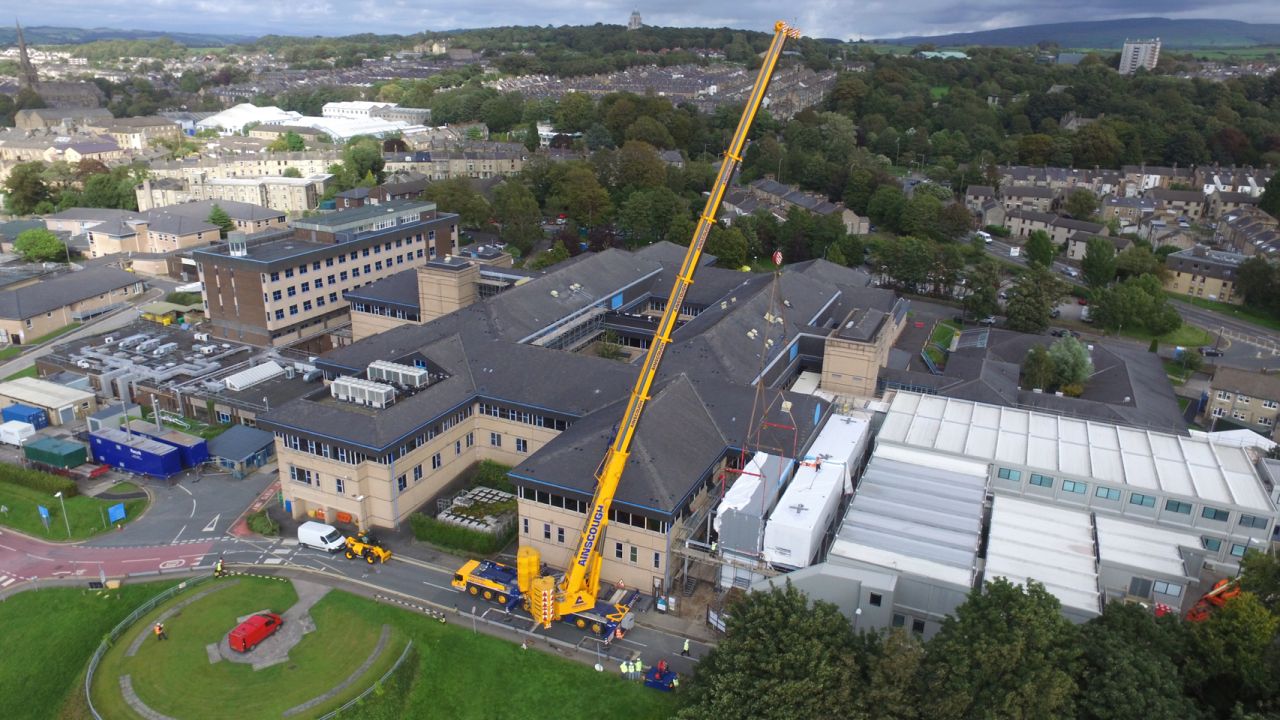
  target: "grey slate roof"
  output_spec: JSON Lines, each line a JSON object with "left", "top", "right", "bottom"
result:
{"left": 1211, "top": 366, "right": 1280, "bottom": 403}
{"left": 157, "top": 200, "right": 284, "bottom": 223}
{"left": 207, "top": 424, "right": 275, "bottom": 463}
{"left": 0, "top": 266, "right": 138, "bottom": 321}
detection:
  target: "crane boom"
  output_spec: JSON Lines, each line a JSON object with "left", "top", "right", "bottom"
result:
{"left": 549, "top": 21, "right": 803, "bottom": 619}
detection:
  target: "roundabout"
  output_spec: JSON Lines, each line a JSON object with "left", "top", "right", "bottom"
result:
{"left": 89, "top": 575, "right": 407, "bottom": 719}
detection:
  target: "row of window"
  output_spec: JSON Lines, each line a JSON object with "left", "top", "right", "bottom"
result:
{"left": 271, "top": 293, "right": 340, "bottom": 320}
{"left": 1216, "top": 390, "right": 1278, "bottom": 409}
{"left": 891, "top": 614, "right": 928, "bottom": 636}
{"left": 522, "top": 518, "right": 663, "bottom": 570}
{"left": 1200, "top": 536, "right": 1252, "bottom": 557}
{"left": 1210, "top": 407, "right": 1275, "bottom": 426}
{"left": 350, "top": 303, "right": 421, "bottom": 322}
{"left": 275, "top": 406, "right": 475, "bottom": 465}
{"left": 999, "top": 466, "right": 1272, "bottom": 533}
{"left": 263, "top": 233, "right": 434, "bottom": 283}
{"left": 515, "top": 485, "right": 671, "bottom": 533}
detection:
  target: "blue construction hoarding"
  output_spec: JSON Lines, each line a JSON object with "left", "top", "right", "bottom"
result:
{"left": 89, "top": 428, "right": 181, "bottom": 477}
{"left": 123, "top": 422, "right": 209, "bottom": 468}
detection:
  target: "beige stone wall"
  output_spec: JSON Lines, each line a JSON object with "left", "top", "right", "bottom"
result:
{"left": 1205, "top": 390, "right": 1280, "bottom": 439}
{"left": 518, "top": 500, "right": 670, "bottom": 592}
{"left": 1165, "top": 271, "right": 1239, "bottom": 304}
{"left": 820, "top": 312, "right": 903, "bottom": 396}
{"left": 1, "top": 281, "right": 139, "bottom": 344}
{"left": 417, "top": 262, "right": 479, "bottom": 322}
{"left": 350, "top": 310, "right": 417, "bottom": 342}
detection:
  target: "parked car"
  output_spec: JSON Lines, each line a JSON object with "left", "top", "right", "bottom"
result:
{"left": 1050, "top": 329, "right": 1066, "bottom": 337}
{"left": 1077, "top": 297, "right": 1088, "bottom": 306}
{"left": 980, "top": 316, "right": 998, "bottom": 326}
{"left": 228, "top": 613, "right": 283, "bottom": 653}
{"left": 297, "top": 521, "right": 346, "bottom": 552}
{"left": 1049, "top": 308, "right": 1061, "bottom": 318}
{"left": 1199, "top": 347, "right": 1225, "bottom": 357}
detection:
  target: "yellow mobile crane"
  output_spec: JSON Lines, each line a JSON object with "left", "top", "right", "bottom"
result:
{"left": 452, "top": 21, "right": 803, "bottom": 636}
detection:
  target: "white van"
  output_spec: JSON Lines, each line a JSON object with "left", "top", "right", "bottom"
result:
{"left": 297, "top": 521, "right": 346, "bottom": 552}
{"left": 976, "top": 230, "right": 993, "bottom": 243}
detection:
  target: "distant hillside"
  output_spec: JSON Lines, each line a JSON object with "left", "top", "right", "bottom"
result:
{"left": 878, "top": 18, "right": 1280, "bottom": 49}
{"left": 0, "top": 25, "right": 254, "bottom": 47}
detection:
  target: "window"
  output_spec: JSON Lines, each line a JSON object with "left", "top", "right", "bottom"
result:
{"left": 272, "top": 290, "right": 282, "bottom": 301}
{"left": 300, "top": 281, "right": 310, "bottom": 292}
{"left": 1240, "top": 515, "right": 1270, "bottom": 530}
{"left": 284, "top": 268, "right": 294, "bottom": 278}
{"left": 544, "top": 523, "right": 551, "bottom": 540}
{"left": 870, "top": 593, "right": 883, "bottom": 607}
{"left": 270, "top": 271, "right": 280, "bottom": 281}
{"left": 1029, "top": 473, "right": 1054, "bottom": 488}
{"left": 1130, "top": 493, "right": 1156, "bottom": 508}
{"left": 490, "top": 432, "right": 501, "bottom": 447}
{"left": 1095, "top": 487, "right": 1121, "bottom": 501}
{"left": 397, "top": 475, "right": 407, "bottom": 492}
{"left": 303, "top": 300, "right": 312, "bottom": 311}
{"left": 1129, "top": 577, "right": 1153, "bottom": 597}
{"left": 289, "top": 304, "right": 299, "bottom": 316}
{"left": 1165, "top": 499, "right": 1192, "bottom": 515}
{"left": 1202, "top": 537, "right": 1223, "bottom": 551}
{"left": 1153, "top": 581, "right": 1182, "bottom": 597}
{"left": 892, "top": 614, "right": 905, "bottom": 628}
{"left": 316, "top": 297, "right": 326, "bottom": 308}
{"left": 911, "top": 619, "right": 926, "bottom": 635}
{"left": 615, "top": 542, "right": 623, "bottom": 559}
{"left": 413, "top": 465, "right": 423, "bottom": 482}
{"left": 1233, "top": 410, "right": 1249, "bottom": 421}
{"left": 455, "top": 440, "right": 462, "bottom": 456}
{"left": 217, "top": 411, "right": 231, "bottom": 424}
{"left": 1062, "top": 480, "right": 1087, "bottom": 494}
{"left": 515, "top": 438, "right": 528, "bottom": 453}
{"left": 364, "top": 264, "right": 372, "bottom": 274}
{"left": 431, "top": 453, "right": 442, "bottom": 470}
{"left": 1231, "top": 543, "right": 1248, "bottom": 557}
{"left": 340, "top": 271, "right": 348, "bottom": 281}
{"left": 1217, "top": 391, "right": 1233, "bottom": 401}
{"left": 630, "top": 546, "right": 638, "bottom": 563}
{"left": 557, "top": 527, "right": 565, "bottom": 544}
{"left": 335, "top": 477, "right": 345, "bottom": 494}
{"left": 352, "top": 268, "right": 360, "bottom": 278}
{"left": 1212, "top": 407, "right": 1226, "bottom": 418}
{"left": 288, "top": 466, "right": 312, "bottom": 485}
{"left": 997, "top": 467, "right": 1021, "bottom": 481}
{"left": 466, "top": 432, "right": 474, "bottom": 447}
{"left": 298, "top": 264, "right": 307, "bottom": 275}
{"left": 1201, "top": 507, "right": 1230, "bottom": 522}
{"left": 522, "top": 518, "right": 528, "bottom": 535}
{"left": 1261, "top": 417, "right": 1275, "bottom": 427}
{"left": 1264, "top": 400, "right": 1279, "bottom": 410}
{"left": 330, "top": 293, "right": 338, "bottom": 303}
{"left": 1238, "top": 395, "right": 1252, "bottom": 404}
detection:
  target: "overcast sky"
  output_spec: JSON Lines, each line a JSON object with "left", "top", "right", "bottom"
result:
{"left": 18, "top": 1, "right": 1280, "bottom": 41}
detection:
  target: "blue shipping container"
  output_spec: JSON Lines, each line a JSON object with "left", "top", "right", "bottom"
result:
{"left": 90, "top": 428, "right": 181, "bottom": 477}
{"left": 123, "top": 422, "right": 209, "bottom": 468}
{"left": 3, "top": 403, "right": 49, "bottom": 430}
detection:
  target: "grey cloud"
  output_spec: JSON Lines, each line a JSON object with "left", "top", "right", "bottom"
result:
{"left": 17, "top": 1, "right": 1280, "bottom": 41}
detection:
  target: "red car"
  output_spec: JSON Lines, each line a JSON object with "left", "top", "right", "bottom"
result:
{"left": 228, "top": 612, "right": 283, "bottom": 653}
{"left": 1076, "top": 297, "right": 1088, "bottom": 305}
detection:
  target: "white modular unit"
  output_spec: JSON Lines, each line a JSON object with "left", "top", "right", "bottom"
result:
{"left": 0, "top": 420, "right": 35, "bottom": 446}
{"left": 224, "top": 361, "right": 285, "bottom": 391}
{"left": 366, "top": 360, "right": 429, "bottom": 388}
{"left": 330, "top": 376, "right": 397, "bottom": 408}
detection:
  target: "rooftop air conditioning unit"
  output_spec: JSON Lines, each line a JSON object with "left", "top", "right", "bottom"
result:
{"left": 194, "top": 332, "right": 210, "bottom": 342}
{"left": 104, "top": 336, "right": 115, "bottom": 344}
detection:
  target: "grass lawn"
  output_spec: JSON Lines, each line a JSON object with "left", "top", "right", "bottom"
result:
{"left": 930, "top": 321, "right": 959, "bottom": 349}
{"left": 0, "top": 323, "right": 82, "bottom": 360}
{"left": 0, "top": 480, "right": 147, "bottom": 540}
{"left": 0, "top": 581, "right": 177, "bottom": 720}
{"left": 2, "top": 365, "right": 37, "bottom": 381}
{"left": 1163, "top": 360, "right": 1192, "bottom": 386}
{"left": 91, "top": 577, "right": 677, "bottom": 720}
{"left": 1172, "top": 296, "right": 1280, "bottom": 333}
{"left": 1177, "top": 396, "right": 1193, "bottom": 412}
{"left": 1117, "top": 323, "right": 1215, "bottom": 348}
{"left": 929, "top": 85, "right": 950, "bottom": 99}
{"left": 129, "top": 411, "right": 231, "bottom": 440}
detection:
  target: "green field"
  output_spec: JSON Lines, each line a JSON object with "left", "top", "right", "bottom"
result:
{"left": 92, "top": 577, "right": 409, "bottom": 719}
{"left": 0, "top": 481, "right": 147, "bottom": 540}
{"left": 1114, "top": 323, "right": 1215, "bottom": 348}
{"left": 88, "top": 577, "right": 678, "bottom": 720}
{"left": 0, "top": 323, "right": 82, "bottom": 360}
{"left": 1, "top": 365, "right": 37, "bottom": 381}
{"left": 929, "top": 85, "right": 950, "bottom": 99}
{"left": 0, "top": 581, "right": 178, "bottom": 720}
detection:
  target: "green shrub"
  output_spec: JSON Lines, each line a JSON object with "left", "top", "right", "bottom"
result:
{"left": 164, "top": 291, "right": 202, "bottom": 306}
{"left": 471, "top": 460, "right": 514, "bottom": 493}
{"left": 409, "top": 514, "right": 514, "bottom": 555}
{"left": 336, "top": 648, "right": 419, "bottom": 719}
{"left": 246, "top": 509, "right": 279, "bottom": 536}
{"left": 0, "top": 464, "right": 77, "bottom": 497}
{"left": 984, "top": 224, "right": 1011, "bottom": 238}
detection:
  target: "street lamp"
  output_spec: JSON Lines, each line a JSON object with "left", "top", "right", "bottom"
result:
{"left": 53, "top": 491, "right": 70, "bottom": 539}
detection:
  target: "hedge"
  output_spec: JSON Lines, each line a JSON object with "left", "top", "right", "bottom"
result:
{"left": 409, "top": 514, "right": 514, "bottom": 555}
{"left": 471, "top": 460, "right": 514, "bottom": 493}
{"left": 0, "top": 464, "right": 77, "bottom": 497}
{"left": 246, "top": 509, "right": 279, "bottom": 536}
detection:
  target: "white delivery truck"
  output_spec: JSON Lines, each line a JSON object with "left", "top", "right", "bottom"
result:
{"left": 297, "top": 521, "right": 346, "bottom": 552}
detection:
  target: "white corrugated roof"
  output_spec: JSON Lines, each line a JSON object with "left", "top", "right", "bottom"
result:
{"left": 881, "top": 392, "right": 1273, "bottom": 513}
{"left": 1094, "top": 515, "right": 1200, "bottom": 579}
{"left": 0, "top": 377, "right": 94, "bottom": 408}
{"left": 985, "top": 496, "right": 1101, "bottom": 616}
{"left": 224, "top": 361, "right": 285, "bottom": 391}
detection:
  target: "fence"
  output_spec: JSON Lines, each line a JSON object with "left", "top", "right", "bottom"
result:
{"left": 84, "top": 574, "right": 213, "bottom": 720}
{"left": 317, "top": 641, "right": 415, "bottom": 720}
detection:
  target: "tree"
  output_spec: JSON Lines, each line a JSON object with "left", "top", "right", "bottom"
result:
{"left": 1047, "top": 336, "right": 1094, "bottom": 386}
{"left": 529, "top": 239, "right": 570, "bottom": 270}
{"left": 268, "top": 131, "right": 305, "bottom": 152}
{"left": 552, "top": 92, "right": 596, "bottom": 134}
{"left": 281, "top": 167, "right": 303, "bottom": 178}
{"left": 3, "top": 161, "right": 51, "bottom": 215}
{"left": 490, "top": 181, "right": 543, "bottom": 256}
{"left": 1064, "top": 188, "right": 1100, "bottom": 220}
{"left": 937, "top": 203, "right": 974, "bottom": 241}
{"left": 613, "top": 140, "right": 666, "bottom": 193}
{"left": 678, "top": 583, "right": 860, "bottom": 720}
{"left": 207, "top": 204, "right": 235, "bottom": 239}
{"left": 917, "top": 579, "right": 1080, "bottom": 720}
{"left": 961, "top": 259, "right": 1001, "bottom": 320}
{"left": 706, "top": 225, "right": 749, "bottom": 268}
{"left": 1077, "top": 603, "right": 1199, "bottom": 720}
{"left": 1025, "top": 229, "right": 1056, "bottom": 268}
{"left": 421, "top": 178, "right": 491, "bottom": 228}
{"left": 549, "top": 165, "right": 612, "bottom": 228}
{"left": 1184, "top": 592, "right": 1280, "bottom": 715}
{"left": 618, "top": 187, "right": 689, "bottom": 247}
{"left": 1005, "top": 266, "right": 1066, "bottom": 333}
{"left": 1239, "top": 549, "right": 1280, "bottom": 615}
{"left": 867, "top": 186, "right": 906, "bottom": 234}
{"left": 1081, "top": 237, "right": 1117, "bottom": 289}
{"left": 1261, "top": 173, "right": 1280, "bottom": 218}
{"left": 1115, "top": 245, "right": 1164, "bottom": 280}
{"left": 625, "top": 116, "right": 676, "bottom": 149}
{"left": 12, "top": 228, "right": 67, "bottom": 262}
{"left": 522, "top": 120, "right": 540, "bottom": 152}
{"left": 852, "top": 630, "right": 923, "bottom": 720}
{"left": 901, "top": 193, "right": 942, "bottom": 241}
{"left": 1022, "top": 345, "right": 1058, "bottom": 390}
{"left": 583, "top": 123, "right": 615, "bottom": 151}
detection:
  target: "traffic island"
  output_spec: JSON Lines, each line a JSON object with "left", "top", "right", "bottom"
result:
{"left": 89, "top": 576, "right": 406, "bottom": 719}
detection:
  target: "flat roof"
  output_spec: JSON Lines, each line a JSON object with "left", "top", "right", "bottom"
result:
{"left": 1094, "top": 514, "right": 1200, "bottom": 579}
{"left": 880, "top": 392, "right": 1273, "bottom": 513}
{"left": 985, "top": 495, "right": 1101, "bottom": 616}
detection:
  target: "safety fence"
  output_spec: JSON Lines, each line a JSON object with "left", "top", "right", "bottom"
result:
{"left": 316, "top": 641, "right": 415, "bottom": 720}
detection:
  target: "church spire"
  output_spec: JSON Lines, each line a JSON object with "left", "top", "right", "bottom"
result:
{"left": 15, "top": 20, "right": 39, "bottom": 91}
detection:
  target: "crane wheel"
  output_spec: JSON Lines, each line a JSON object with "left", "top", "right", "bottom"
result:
{"left": 483, "top": 589, "right": 494, "bottom": 601}
{"left": 468, "top": 586, "right": 479, "bottom": 596}
{"left": 345, "top": 550, "right": 355, "bottom": 560}
{"left": 497, "top": 594, "right": 508, "bottom": 605}
{"left": 366, "top": 553, "right": 376, "bottom": 564}
{"left": 575, "top": 618, "right": 586, "bottom": 629}
{"left": 591, "top": 622, "right": 603, "bottom": 635}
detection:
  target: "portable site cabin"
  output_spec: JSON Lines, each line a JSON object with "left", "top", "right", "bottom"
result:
{"left": 90, "top": 427, "right": 181, "bottom": 477}
{"left": 2, "top": 403, "right": 48, "bottom": 430}
{"left": 123, "top": 421, "right": 209, "bottom": 468}
{"left": 23, "top": 436, "right": 88, "bottom": 469}
{"left": 713, "top": 451, "right": 796, "bottom": 589}
{"left": 761, "top": 414, "right": 872, "bottom": 570}
{"left": 0, "top": 420, "right": 35, "bottom": 446}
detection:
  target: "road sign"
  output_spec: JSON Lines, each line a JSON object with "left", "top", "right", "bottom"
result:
{"left": 772, "top": 250, "right": 782, "bottom": 266}
{"left": 107, "top": 503, "right": 126, "bottom": 524}
{"left": 38, "top": 504, "right": 49, "bottom": 531}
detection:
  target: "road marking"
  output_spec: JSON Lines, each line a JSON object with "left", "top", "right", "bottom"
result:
{"left": 263, "top": 557, "right": 283, "bottom": 565}
{"left": 177, "top": 484, "right": 192, "bottom": 496}
{"left": 122, "top": 558, "right": 162, "bottom": 563}
{"left": 159, "top": 559, "right": 185, "bottom": 569}
{"left": 617, "top": 637, "right": 648, "bottom": 649}
{"left": 393, "top": 554, "right": 458, "bottom": 574}
{"left": 280, "top": 539, "right": 298, "bottom": 546}
{"left": 202, "top": 514, "right": 220, "bottom": 533}
{"left": 422, "top": 580, "right": 455, "bottom": 592}
{"left": 270, "top": 548, "right": 290, "bottom": 555}
{"left": 0, "top": 543, "right": 14, "bottom": 552}
{"left": 172, "top": 524, "right": 186, "bottom": 544}
{"left": 0, "top": 577, "right": 13, "bottom": 587}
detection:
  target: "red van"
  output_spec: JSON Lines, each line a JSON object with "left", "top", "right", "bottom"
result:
{"left": 227, "top": 612, "right": 283, "bottom": 652}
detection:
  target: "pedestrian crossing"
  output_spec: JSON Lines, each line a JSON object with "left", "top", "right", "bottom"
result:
{"left": 0, "top": 571, "right": 24, "bottom": 589}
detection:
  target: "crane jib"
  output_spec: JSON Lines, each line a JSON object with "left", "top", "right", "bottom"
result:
{"left": 577, "top": 503, "right": 606, "bottom": 567}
